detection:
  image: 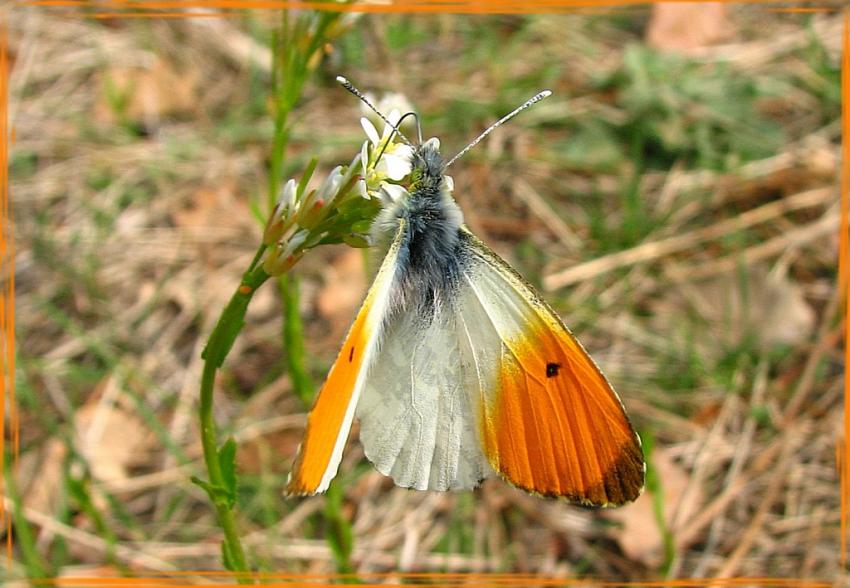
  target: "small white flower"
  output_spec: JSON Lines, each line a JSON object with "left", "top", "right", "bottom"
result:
{"left": 360, "top": 117, "right": 380, "bottom": 146}
{"left": 380, "top": 183, "right": 409, "bottom": 205}
{"left": 360, "top": 141, "right": 369, "bottom": 176}
{"left": 381, "top": 109, "right": 402, "bottom": 139}
{"left": 315, "top": 166, "right": 344, "bottom": 203}
{"left": 362, "top": 92, "right": 414, "bottom": 131}
{"left": 378, "top": 94, "right": 414, "bottom": 121}
{"left": 264, "top": 178, "right": 299, "bottom": 244}
{"left": 357, "top": 178, "right": 369, "bottom": 199}
{"left": 377, "top": 144, "right": 414, "bottom": 181}
{"left": 362, "top": 111, "right": 405, "bottom": 145}
{"left": 280, "top": 178, "right": 297, "bottom": 212}
{"left": 357, "top": 102, "right": 417, "bottom": 203}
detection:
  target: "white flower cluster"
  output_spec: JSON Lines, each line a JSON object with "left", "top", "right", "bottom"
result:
{"left": 262, "top": 108, "right": 415, "bottom": 275}
{"left": 357, "top": 110, "right": 414, "bottom": 205}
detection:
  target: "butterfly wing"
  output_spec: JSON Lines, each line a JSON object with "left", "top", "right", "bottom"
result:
{"left": 286, "top": 222, "right": 406, "bottom": 496}
{"left": 356, "top": 295, "right": 493, "bottom": 491}
{"left": 289, "top": 218, "right": 643, "bottom": 503}
{"left": 455, "top": 229, "right": 644, "bottom": 506}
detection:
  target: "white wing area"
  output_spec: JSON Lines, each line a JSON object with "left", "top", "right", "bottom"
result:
{"left": 456, "top": 244, "right": 542, "bottom": 398}
{"left": 356, "top": 304, "right": 493, "bottom": 491}
{"left": 354, "top": 232, "right": 550, "bottom": 493}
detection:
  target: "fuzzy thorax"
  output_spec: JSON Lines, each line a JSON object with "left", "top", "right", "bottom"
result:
{"left": 372, "top": 138, "right": 464, "bottom": 246}
{"left": 372, "top": 138, "right": 465, "bottom": 314}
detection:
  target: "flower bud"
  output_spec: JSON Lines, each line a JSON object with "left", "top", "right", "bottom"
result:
{"left": 280, "top": 228, "right": 309, "bottom": 260}
{"left": 262, "top": 229, "right": 308, "bottom": 276}
{"left": 263, "top": 179, "right": 298, "bottom": 245}
{"left": 263, "top": 248, "right": 305, "bottom": 276}
{"left": 297, "top": 197, "right": 328, "bottom": 230}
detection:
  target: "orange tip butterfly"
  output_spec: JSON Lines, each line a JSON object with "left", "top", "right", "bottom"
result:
{"left": 286, "top": 77, "right": 645, "bottom": 507}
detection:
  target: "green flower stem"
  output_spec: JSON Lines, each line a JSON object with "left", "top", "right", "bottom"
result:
{"left": 268, "top": 11, "right": 336, "bottom": 406}
{"left": 325, "top": 481, "right": 356, "bottom": 579}
{"left": 199, "top": 247, "right": 270, "bottom": 581}
{"left": 198, "top": 8, "right": 354, "bottom": 579}
{"left": 280, "top": 274, "right": 314, "bottom": 405}
{"left": 268, "top": 10, "right": 342, "bottom": 211}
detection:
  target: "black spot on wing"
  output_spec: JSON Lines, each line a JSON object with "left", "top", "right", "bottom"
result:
{"left": 546, "top": 362, "right": 561, "bottom": 378}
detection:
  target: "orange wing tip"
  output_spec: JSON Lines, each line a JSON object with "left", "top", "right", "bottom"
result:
{"left": 284, "top": 483, "right": 319, "bottom": 497}
{"left": 572, "top": 441, "right": 645, "bottom": 508}
{"left": 284, "top": 472, "right": 325, "bottom": 497}
{"left": 590, "top": 441, "right": 646, "bottom": 508}
{"left": 492, "top": 440, "right": 645, "bottom": 508}
{"left": 284, "top": 442, "right": 328, "bottom": 497}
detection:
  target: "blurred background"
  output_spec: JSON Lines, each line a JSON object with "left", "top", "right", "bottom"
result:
{"left": 6, "top": 2, "right": 846, "bottom": 582}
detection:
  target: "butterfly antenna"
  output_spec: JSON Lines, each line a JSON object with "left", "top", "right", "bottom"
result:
{"left": 444, "top": 90, "right": 552, "bottom": 170}
{"left": 396, "top": 111, "right": 423, "bottom": 145}
{"left": 337, "top": 76, "right": 413, "bottom": 147}
{"left": 373, "top": 111, "right": 421, "bottom": 163}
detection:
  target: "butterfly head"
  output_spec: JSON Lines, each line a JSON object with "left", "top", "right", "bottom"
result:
{"left": 408, "top": 138, "right": 446, "bottom": 194}
{"left": 370, "top": 136, "right": 463, "bottom": 247}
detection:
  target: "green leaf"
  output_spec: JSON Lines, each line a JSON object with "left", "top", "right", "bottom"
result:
{"left": 218, "top": 438, "right": 239, "bottom": 509}
{"left": 190, "top": 475, "right": 216, "bottom": 497}
{"left": 297, "top": 157, "right": 319, "bottom": 199}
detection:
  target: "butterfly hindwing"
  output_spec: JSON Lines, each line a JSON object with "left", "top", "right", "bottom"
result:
{"left": 456, "top": 229, "right": 645, "bottom": 507}
{"left": 355, "top": 217, "right": 492, "bottom": 492}
{"left": 356, "top": 295, "right": 492, "bottom": 491}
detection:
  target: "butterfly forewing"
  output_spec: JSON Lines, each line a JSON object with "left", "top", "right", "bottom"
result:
{"left": 456, "top": 230, "right": 645, "bottom": 506}
{"left": 285, "top": 222, "right": 406, "bottom": 495}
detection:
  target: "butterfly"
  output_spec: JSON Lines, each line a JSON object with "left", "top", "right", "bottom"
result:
{"left": 285, "top": 79, "right": 645, "bottom": 507}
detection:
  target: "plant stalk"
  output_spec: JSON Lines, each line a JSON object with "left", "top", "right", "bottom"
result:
{"left": 199, "top": 250, "right": 269, "bottom": 581}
